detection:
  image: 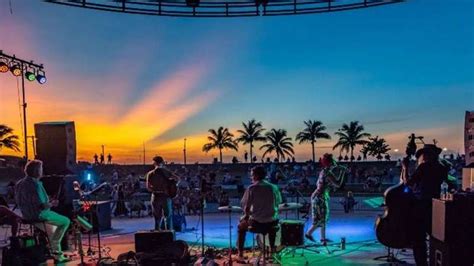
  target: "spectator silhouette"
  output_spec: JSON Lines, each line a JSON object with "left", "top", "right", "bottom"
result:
{"left": 107, "top": 153, "right": 112, "bottom": 164}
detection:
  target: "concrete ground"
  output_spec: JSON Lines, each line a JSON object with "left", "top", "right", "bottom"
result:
{"left": 1, "top": 210, "right": 415, "bottom": 265}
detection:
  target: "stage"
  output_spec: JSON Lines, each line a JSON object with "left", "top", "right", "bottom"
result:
{"left": 24, "top": 210, "right": 416, "bottom": 265}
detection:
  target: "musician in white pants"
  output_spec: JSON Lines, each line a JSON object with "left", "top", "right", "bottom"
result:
{"left": 15, "top": 160, "right": 71, "bottom": 263}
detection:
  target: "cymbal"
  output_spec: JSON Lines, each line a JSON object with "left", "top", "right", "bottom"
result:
{"left": 218, "top": 205, "right": 242, "bottom": 212}
{"left": 278, "top": 202, "right": 303, "bottom": 211}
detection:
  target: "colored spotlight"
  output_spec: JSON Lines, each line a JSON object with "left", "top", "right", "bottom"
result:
{"left": 10, "top": 64, "right": 22, "bottom": 76}
{"left": 0, "top": 62, "right": 9, "bottom": 73}
{"left": 25, "top": 71, "right": 36, "bottom": 81}
{"left": 36, "top": 74, "right": 47, "bottom": 84}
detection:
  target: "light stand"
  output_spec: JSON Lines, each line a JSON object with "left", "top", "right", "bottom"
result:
{"left": 0, "top": 50, "right": 46, "bottom": 159}
{"left": 199, "top": 177, "right": 205, "bottom": 255}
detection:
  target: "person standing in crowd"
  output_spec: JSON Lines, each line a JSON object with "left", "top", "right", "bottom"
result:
{"left": 107, "top": 153, "right": 112, "bottom": 164}
{"left": 305, "top": 153, "right": 344, "bottom": 245}
{"left": 114, "top": 184, "right": 128, "bottom": 217}
{"left": 0, "top": 195, "right": 21, "bottom": 237}
{"left": 146, "top": 156, "right": 180, "bottom": 230}
{"left": 236, "top": 166, "right": 282, "bottom": 262}
{"left": 15, "top": 160, "right": 71, "bottom": 263}
{"left": 93, "top": 153, "right": 99, "bottom": 164}
{"left": 402, "top": 144, "right": 448, "bottom": 266}
{"left": 244, "top": 151, "right": 248, "bottom": 163}
{"left": 100, "top": 153, "right": 105, "bottom": 164}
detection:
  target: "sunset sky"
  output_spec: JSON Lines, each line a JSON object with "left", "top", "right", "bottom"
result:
{"left": 1, "top": 1, "right": 473, "bottom": 164}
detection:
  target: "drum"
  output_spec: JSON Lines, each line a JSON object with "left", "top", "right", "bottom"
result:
{"left": 280, "top": 220, "right": 304, "bottom": 246}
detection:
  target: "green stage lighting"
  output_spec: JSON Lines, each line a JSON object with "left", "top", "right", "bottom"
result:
{"left": 25, "top": 71, "right": 36, "bottom": 81}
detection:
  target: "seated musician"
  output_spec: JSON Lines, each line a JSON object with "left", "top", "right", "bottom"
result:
{"left": 236, "top": 166, "right": 282, "bottom": 262}
{"left": 15, "top": 160, "right": 71, "bottom": 263}
{"left": 402, "top": 144, "right": 448, "bottom": 266}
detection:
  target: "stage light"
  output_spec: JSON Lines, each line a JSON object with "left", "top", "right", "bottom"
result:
{"left": 10, "top": 64, "right": 22, "bottom": 76}
{"left": 25, "top": 71, "right": 36, "bottom": 81}
{"left": 0, "top": 62, "right": 8, "bottom": 73}
{"left": 36, "top": 72, "right": 47, "bottom": 84}
{"left": 87, "top": 173, "right": 92, "bottom": 181}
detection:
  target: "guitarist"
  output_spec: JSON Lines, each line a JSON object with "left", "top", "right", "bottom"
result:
{"left": 146, "top": 156, "right": 179, "bottom": 230}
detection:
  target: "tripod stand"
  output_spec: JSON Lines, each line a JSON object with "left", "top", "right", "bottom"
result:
{"left": 373, "top": 246, "right": 405, "bottom": 263}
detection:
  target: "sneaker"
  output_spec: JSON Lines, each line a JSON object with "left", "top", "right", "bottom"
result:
{"left": 305, "top": 234, "right": 316, "bottom": 242}
{"left": 53, "top": 253, "right": 71, "bottom": 263}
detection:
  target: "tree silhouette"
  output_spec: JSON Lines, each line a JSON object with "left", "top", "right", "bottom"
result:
{"left": 202, "top": 127, "right": 238, "bottom": 163}
{"left": 333, "top": 121, "right": 370, "bottom": 161}
{"left": 0, "top": 125, "right": 20, "bottom": 153}
{"left": 366, "top": 136, "right": 391, "bottom": 161}
{"left": 236, "top": 119, "right": 266, "bottom": 165}
{"left": 295, "top": 120, "right": 331, "bottom": 162}
{"left": 260, "top": 129, "right": 294, "bottom": 161}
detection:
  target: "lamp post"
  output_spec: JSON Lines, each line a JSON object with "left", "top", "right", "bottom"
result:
{"left": 183, "top": 138, "right": 187, "bottom": 165}
{"left": 0, "top": 50, "right": 46, "bottom": 159}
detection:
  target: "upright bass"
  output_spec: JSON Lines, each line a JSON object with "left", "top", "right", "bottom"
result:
{"left": 375, "top": 135, "right": 419, "bottom": 249}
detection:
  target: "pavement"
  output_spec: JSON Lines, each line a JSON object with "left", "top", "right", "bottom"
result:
{"left": 0, "top": 210, "right": 415, "bottom": 265}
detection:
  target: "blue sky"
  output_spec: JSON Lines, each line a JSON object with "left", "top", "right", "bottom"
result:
{"left": 1, "top": 0, "right": 473, "bottom": 163}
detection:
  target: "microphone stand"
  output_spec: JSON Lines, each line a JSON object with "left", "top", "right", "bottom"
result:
{"left": 199, "top": 176, "right": 206, "bottom": 255}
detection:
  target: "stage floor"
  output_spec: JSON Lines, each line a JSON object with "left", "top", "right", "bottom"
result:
{"left": 1, "top": 210, "right": 416, "bottom": 265}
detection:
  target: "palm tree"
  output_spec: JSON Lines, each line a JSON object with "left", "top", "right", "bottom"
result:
{"left": 295, "top": 120, "right": 331, "bottom": 162}
{"left": 366, "top": 136, "right": 391, "bottom": 161}
{"left": 333, "top": 121, "right": 371, "bottom": 161}
{"left": 260, "top": 129, "right": 294, "bottom": 161}
{"left": 236, "top": 119, "right": 266, "bottom": 164}
{"left": 202, "top": 127, "right": 238, "bottom": 163}
{"left": 0, "top": 125, "right": 20, "bottom": 153}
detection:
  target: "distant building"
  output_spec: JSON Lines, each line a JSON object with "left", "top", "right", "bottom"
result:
{"left": 465, "top": 111, "right": 474, "bottom": 167}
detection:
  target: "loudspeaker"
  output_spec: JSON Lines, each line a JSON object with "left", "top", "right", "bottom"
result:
{"left": 281, "top": 220, "right": 304, "bottom": 246}
{"left": 89, "top": 201, "right": 112, "bottom": 232}
{"left": 134, "top": 230, "right": 175, "bottom": 253}
{"left": 432, "top": 195, "right": 474, "bottom": 243}
{"left": 430, "top": 237, "right": 473, "bottom": 266}
{"left": 34, "top": 121, "right": 76, "bottom": 175}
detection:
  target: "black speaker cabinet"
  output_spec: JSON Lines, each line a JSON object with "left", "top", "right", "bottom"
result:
{"left": 34, "top": 121, "right": 76, "bottom": 175}
{"left": 430, "top": 237, "right": 474, "bottom": 266}
{"left": 135, "top": 230, "right": 175, "bottom": 253}
{"left": 281, "top": 220, "right": 304, "bottom": 246}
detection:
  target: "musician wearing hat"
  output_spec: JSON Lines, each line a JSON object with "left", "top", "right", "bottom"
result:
{"left": 146, "top": 156, "right": 179, "bottom": 230}
{"left": 402, "top": 144, "right": 449, "bottom": 266}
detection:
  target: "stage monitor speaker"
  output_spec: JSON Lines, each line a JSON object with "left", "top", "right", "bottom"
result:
{"left": 281, "top": 220, "right": 304, "bottom": 246}
{"left": 134, "top": 230, "right": 175, "bottom": 253}
{"left": 34, "top": 121, "right": 76, "bottom": 175}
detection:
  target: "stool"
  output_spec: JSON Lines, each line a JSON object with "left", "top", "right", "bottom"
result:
{"left": 248, "top": 222, "right": 279, "bottom": 265}
{"left": 21, "top": 219, "right": 53, "bottom": 257}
